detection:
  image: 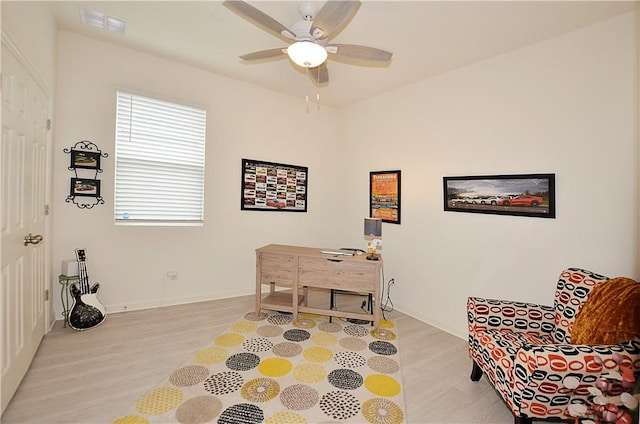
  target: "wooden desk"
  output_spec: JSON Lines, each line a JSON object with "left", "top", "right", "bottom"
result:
{"left": 255, "top": 244, "right": 382, "bottom": 328}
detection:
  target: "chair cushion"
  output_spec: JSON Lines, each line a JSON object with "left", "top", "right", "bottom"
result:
{"left": 571, "top": 277, "right": 640, "bottom": 345}
{"left": 553, "top": 268, "right": 609, "bottom": 344}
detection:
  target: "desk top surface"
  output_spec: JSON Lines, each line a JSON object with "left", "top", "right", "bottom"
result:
{"left": 256, "top": 244, "right": 381, "bottom": 263}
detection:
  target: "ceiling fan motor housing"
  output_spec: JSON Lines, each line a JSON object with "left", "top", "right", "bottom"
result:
{"left": 290, "top": 20, "right": 313, "bottom": 41}
{"left": 298, "top": 2, "right": 317, "bottom": 21}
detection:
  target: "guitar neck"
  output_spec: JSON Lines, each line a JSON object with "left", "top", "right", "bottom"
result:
{"left": 75, "top": 249, "right": 90, "bottom": 294}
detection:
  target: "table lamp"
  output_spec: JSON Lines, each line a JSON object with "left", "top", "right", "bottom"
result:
{"left": 364, "top": 218, "right": 382, "bottom": 261}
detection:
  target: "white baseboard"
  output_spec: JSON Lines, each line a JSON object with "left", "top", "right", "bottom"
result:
{"left": 393, "top": 302, "right": 466, "bottom": 341}
{"left": 103, "top": 289, "right": 254, "bottom": 315}
{"left": 57, "top": 291, "right": 469, "bottom": 342}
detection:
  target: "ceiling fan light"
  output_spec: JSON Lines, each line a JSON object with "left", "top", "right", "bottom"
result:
{"left": 287, "top": 41, "right": 327, "bottom": 68}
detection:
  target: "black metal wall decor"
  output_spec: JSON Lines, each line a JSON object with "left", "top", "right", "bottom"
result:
{"left": 64, "top": 140, "right": 108, "bottom": 209}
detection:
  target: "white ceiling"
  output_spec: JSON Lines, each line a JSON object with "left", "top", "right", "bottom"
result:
{"left": 44, "top": 1, "right": 638, "bottom": 108}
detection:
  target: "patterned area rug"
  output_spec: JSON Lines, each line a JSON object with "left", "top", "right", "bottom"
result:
{"left": 111, "top": 311, "right": 405, "bottom": 424}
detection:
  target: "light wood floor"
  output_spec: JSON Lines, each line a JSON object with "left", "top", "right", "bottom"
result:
{"left": 1, "top": 291, "right": 520, "bottom": 423}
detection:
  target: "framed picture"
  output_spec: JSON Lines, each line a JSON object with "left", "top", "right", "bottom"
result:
{"left": 70, "top": 150, "right": 101, "bottom": 170}
{"left": 241, "top": 158, "right": 308, "bottom": 212}
{"left": 443, "top": 173, "right": 556, "bottom": 218}
{"left": 70, "top": 178, "right": 101, "bottom": 197}
{"left": 370, "top": 170, "right": 401, "bottom": 224}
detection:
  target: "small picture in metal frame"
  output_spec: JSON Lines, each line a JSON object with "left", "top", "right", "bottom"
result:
{"left": 70, "top": 178, "right": 101, "bottom": 197}
{"left": 70, "top": 150, "right": 101, "bottom": 170}
{"left": 443, "top": 173, "right": 555, "bottom": 218}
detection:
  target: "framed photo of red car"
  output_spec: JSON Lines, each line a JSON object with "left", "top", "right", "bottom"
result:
{"left": 370, "top": 170, "right": 401, "bottom": 224}
{"left": 70, "top": 178, "right": 101, "bottom": 197}
{"left": 70, "top": 149, "right": 101, "bottom": 170}
{"left": 241, "top": 158, "right": 308, "bottom": 212}
{"left": 443, "top": 173, "right": 555, "bottom": 218}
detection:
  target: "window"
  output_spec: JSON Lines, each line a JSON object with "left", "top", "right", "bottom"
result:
{"left": 114, "top": 91, "right": 206, "bottom": 225}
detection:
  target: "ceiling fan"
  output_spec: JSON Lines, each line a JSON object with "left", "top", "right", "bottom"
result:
{"left": 223, "top": 0, "right": 393, "bottom": 85}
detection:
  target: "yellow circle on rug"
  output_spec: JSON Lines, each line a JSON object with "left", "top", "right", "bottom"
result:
{"left": 293, "top": 318, "right": 316, "bottom": 329}
{"left": 310, "top": 332, "right": 337, "bottom": 346}
{"left": 380, "top": 319, "right": 395, "bottom": 329}
{"left": 258, "top": 357, "right": 293, "bottom": 377}
{"left": 293, "top": 363, "right": 326, "bottom": 383}
{"left": 302, "top": 346, "right": 333, "bottom": 362}
{"left": 231, "top": 320, "right": 258, "bottom": 333}
{"left": 215, "top": 333, "right": 244, "bottom": 347}
{"left": 111, "top": 415, "right": 150, "bottom": 424}
{"left": 135, "top": 387, "right": 184, "bottom": 415}
{"left": 195, "top": 347, "right": 227, "bottom": 364}
{"left": 364, "top": 374, "right": 401, "bottom": 397}
{"left": 241, "top": 378, "right": 280, "bottom": 402}
{"left": 370, "top": 328, "right": 396, "bottom": 341}
{"left": 265, "top": 411, "right": 308, "bottom": 424}
{"left": 300, "top": 312, "right": 323, "bottom": 319}
{"left": 361, "top": 398, "right": 404, "bottom": 424}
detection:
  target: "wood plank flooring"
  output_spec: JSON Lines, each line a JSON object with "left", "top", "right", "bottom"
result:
{"left": 1, "top": 291, "right": 520, "bottom": 423}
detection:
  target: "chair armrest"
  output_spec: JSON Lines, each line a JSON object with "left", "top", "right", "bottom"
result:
{"left": 467, "top": 296, "right": 556, "bottom": 336}
{"left": 512, "top": 340, "right": 640, "bottom": 415}
{"left": 515, "top": 339, "right": 640, "bottom": 375}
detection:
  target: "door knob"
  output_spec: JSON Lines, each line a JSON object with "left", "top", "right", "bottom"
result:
{"left": 24, "top": 233, "right": 43, "bottom": 246}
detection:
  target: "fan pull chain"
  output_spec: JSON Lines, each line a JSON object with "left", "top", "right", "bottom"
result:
{"left": 305, "top": 68, "right": 310, "bottom": 114}
{"left": 303, "top": 68, "right": 321, "bottom": 113}
{"left": 316, "top": 67, "right": 321, "bottom": 111}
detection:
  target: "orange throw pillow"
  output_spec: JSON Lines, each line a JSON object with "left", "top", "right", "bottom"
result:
{"left": 571, "top": 277, "right": 640, "bottom": 345}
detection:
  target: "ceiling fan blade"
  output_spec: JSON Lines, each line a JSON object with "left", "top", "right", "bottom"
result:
{"left": 240, "top": 48, "right": 287, "bottom": 62}
{"left": 308, "top": 63, "right": 329, "bottom": 85}
{"left": 326, "top": 44, "right": 392, "bottom": 62}
{"left": 311, "top": 1, "right": 361, "bottom": 41}
{"left": 223, "top": 1, "right": 295, "bottom": 41}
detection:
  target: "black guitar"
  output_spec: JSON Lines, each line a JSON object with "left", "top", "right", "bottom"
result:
{"left": 68, "top": 249, "right": 106, "bottom": 330}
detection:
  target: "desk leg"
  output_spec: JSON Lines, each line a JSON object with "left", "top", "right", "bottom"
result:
{"left": 292, "top": 256, "right": 299, "bottom": 323}
{"left": 292, "top": 282, "right": 299, "bottom": 323}
{"left": 255, "top": 254, "right": 262, "bottom": 314}
{"left": 373, "top": 265, "right": 382, "bottom": 330}
{"left": 329, "top": 289, "right": 334, "bottom": 323}
{"left": 373, "top": 299, "right": 380, "bottom": 330}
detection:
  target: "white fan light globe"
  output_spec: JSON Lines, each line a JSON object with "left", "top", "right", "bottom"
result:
{"left": 287, "top": 41, "right": 327, "bottom": 68}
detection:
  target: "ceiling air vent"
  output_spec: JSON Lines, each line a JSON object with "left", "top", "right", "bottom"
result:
{"left": 81, "top": 8, "right": 126, "bottom": 35}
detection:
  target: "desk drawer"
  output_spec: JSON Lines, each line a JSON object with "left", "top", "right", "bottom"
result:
{"left": 259, "top": 253, "right": 295, "bottom": 285}
{"left": 298, "top": 257, "right": 377, "bottom": 292}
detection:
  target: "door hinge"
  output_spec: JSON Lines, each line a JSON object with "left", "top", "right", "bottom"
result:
{"left": 44, "top": 289, "right": 49, "bottom": 301}
{"left": 46, "top": 119, "right": 51, "bottom": 130}
{"left": 44, "top": 204, "right": 50, "bottom": 215}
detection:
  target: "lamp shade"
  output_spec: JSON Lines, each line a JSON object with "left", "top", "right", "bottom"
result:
{"left": 364, "top": 218, "right": 382, "bottom": 237}
{"left": 287, "top": 41, "right": 327, "bottom": 68}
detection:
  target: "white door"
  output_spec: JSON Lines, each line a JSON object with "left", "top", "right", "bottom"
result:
{"left": 1, "top": 43, "right": 49, "bottom": 414}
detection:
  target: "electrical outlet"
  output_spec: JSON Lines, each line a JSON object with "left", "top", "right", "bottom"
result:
{"left": 166, "top": 271, "right": 178, "bottom": 280}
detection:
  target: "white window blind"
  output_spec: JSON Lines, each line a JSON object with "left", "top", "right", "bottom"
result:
{"left": 114, "top": 91, "right": 206, "bottom": 225}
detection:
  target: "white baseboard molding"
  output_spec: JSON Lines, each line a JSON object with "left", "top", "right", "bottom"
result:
{"left": 55, "top": 289, "right": 255, "bottom": 320}
{"left": 108, "top": 289, "right": 255, "bottom": 314}
{"left": 393, "top": 302, "right": 466, "bottom": 341}
{"left": 56, "top": 292, "right": 468, "bottom": 342}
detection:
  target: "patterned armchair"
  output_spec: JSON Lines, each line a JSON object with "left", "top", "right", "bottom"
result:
{"left": 467, "top": 268, "right": 640, "bottom": 424}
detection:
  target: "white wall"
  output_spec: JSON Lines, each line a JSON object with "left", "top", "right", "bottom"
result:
{"left": 6, "top": 5, "right": 637, "bottom": 341}
{"left": 337, "top": 12, "right": 639, "bottom": 338}
{"left": 1, "top": 2, "right": 57, "bottom": 88}
{"left": 52, "top": 31, "right": 341, "bottom": 313}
